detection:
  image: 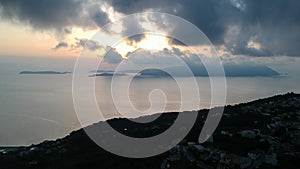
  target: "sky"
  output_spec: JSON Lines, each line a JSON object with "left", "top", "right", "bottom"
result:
{"left": 0, "top": 0, "right": 299, "bottom": 65}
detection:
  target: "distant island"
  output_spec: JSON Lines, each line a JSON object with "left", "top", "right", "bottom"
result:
{"left": 19, "top": 71, "right": 72, "bottom": 75}
{"left": 0, "top": 93, "right": 299, "bottom": 169}
{"left": 94, "top": 63, "right": 281, "bottom": 78}
{"left": 137, "top": 63, "right": 280, "bottom": 77}
{"left": 89, "top": 73, "right": 127, "bottom": 77}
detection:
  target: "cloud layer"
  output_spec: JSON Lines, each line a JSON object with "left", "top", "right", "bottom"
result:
{"left": 111, "top": 0, "right": 300, "bottom": 56}
{"left": 0, "top": 0, "right": 109, "bottom": 36}
{"left": 0, "top": 0, "right": 299, "bottom": 56}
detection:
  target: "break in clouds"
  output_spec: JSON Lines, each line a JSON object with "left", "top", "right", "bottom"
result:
{"left": 0, "top": 0, "right": 300, "bottom": 57}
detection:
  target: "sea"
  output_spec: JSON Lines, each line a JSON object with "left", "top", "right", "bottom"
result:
{"left": 0, "top": 56, "right": 299, "bottom": 145}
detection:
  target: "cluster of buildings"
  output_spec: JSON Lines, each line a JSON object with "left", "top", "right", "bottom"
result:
{"left": 161, "top": 140, "right": 273, "bottom": 169}
{"left": 0, "top": 139, "right": 66, "bottom": 166}
{"left": 162, "top": 95, "right": 300, "bottom": 169}
{"left": 19, "top": 140, "right": 67, "bottom": 157}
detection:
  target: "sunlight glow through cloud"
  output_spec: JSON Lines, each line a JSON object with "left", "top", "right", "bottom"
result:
{"left": 136, "top": 34, "right": 170, "bottom": 51}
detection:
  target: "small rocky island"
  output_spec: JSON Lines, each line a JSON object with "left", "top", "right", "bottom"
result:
{"left": 19, "top": 71, "right": 72, "bottom": 75}
{"left": 0, "top": 93, "right": 299, "bottom": 169}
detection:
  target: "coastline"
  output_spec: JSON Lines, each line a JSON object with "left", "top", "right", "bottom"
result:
{"left": 1, "top": 92, "right": 300, "bottom": 169}
{"left": 0, "top": 92, "right": 298, "bottom": 148}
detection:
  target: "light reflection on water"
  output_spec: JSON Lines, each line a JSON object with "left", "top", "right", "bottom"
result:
{"left": 0, "top": 65, "right": 299, "bottom": 145}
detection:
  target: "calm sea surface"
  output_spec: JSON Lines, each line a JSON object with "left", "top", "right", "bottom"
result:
{"left": 0, "top": 57, "right": 299, "bottom": 145}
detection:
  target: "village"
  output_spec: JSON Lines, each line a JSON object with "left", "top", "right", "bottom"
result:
{"left": 161, "top": 95, "right": 300, "bottom": 169}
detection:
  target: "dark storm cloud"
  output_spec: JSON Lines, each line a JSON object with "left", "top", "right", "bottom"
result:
{"left": 121, "top": 16, "right": 145, "bottom": 43}
{"left": 53, "top": 42, "right": 68, "bottom": 50}
{"left": 229, "top": 0, "right": 300, "bottom": 56}
{"left": 87, "top": 3, "right": 110, "bottom": 27}
{"left": 103, "top": 47, "right": 123, "bottom": 63}
{"left": 1, "top": 0, "right": 299, "bottom": 56}
{"left": 111, "top": 0, "right": 300, "bottom": 56}
{"left": 0, "top": 0, "right": 109, "bottom": 35}
{"left": 74, "top": 38, "right": 104, "bottom": 51}
{"left": 112, "top": 0, "right": 237, "bottom": 45}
